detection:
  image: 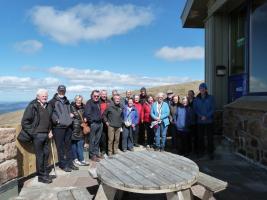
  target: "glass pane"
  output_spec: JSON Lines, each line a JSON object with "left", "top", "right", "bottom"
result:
{"left": 230, "top": 8, "right": 246, "bottom": 75}
{"left": 250, "top": 1, "right": 267, "bottom": 92}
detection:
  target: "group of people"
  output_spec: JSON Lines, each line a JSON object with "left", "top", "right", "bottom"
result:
{"left": 20, "top": 82, "right": 215, "bottom": 184}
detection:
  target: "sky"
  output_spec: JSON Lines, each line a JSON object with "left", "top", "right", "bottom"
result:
{"left": 0, "top": 0, "right": 204, "bottom": 102}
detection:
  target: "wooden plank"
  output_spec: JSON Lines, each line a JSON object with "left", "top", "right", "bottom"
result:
{"left": 97, "top": 164, "right": 124, "bottom": 188}
{"left": 125, "top": 152, "right": 189, "bottom": 189}
{"left": 140, "top": 151, "right": 198, "bottom": 180}
{"left": 115, "top": 153, "right": 172, "bottom": 190}
{"left": 121, "top": 152, "right": 178, "bottom": 190}
{"left": 132, "top": 151, "right": 196, "bottom": 188}
{"left": 108, "top": 155, "right": 160, "bottom": 190}
{"left": 197, "top": 172, "right": 228, "bottom": 193}
{"left": 99, "top": 159, "right": 144, "bottom": 189}
{"left": 155, "top": 151, "right": 199, "bottom": 172}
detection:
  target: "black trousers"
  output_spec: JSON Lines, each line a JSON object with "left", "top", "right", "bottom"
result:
{"left": 53, "top": 127, "right": 73, "bottom": 168}
{"left": 133, "top": 124, "right": 139, "bottom": 145}
{"left": 33, "top": 133, "right": 49, "bottom": 177}
{"left": 89, "top": 122, "right": 103, "bottom": 158}
{"left": 197, "top": 123, "right": 214, "bottom": 155}
{"left": 99, "top": 123, "right": 108, "bottom": 154}
{"left": 144, "top": 122, "right": 154, "bottom": 146}
{"left": 190, "top": 125, "right": 198, "bottom": 153}
{"left": 177, "top": 131, "right": 191, "bottom": 155}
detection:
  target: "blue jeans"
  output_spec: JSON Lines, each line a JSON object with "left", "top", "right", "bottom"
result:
{"left": 122, "top": 126, "right": 134, "bottom": 150}
{"left": 154, "top": 124, "right": 168, "bottom": 149}
{"left": 72, "top": 140, "right": 84, "bottom": 161}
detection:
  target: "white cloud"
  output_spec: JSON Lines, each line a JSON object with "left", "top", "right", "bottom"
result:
{"left": 30, "top": 4, "right": 154, "bottom": 44}
{"left": 14, "top": 40, "right": 43, "bottom": 54}
{"left": 155, "top": 46, "right": 204, "bottom": 61}
{"left": 48, "top": 66, "right": 193, "bottom": 92}
{"left": 0, "top": 76, "right": 59, "bottom": 91}
{"left": 250, "top": 76, "right": 267, "bottom": 92}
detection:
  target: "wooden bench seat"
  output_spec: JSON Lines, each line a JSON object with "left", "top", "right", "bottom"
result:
{"left": 191, "top": 172, "right": 228, "bottom": 200}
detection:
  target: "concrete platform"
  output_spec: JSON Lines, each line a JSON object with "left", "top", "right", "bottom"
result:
{"left": 12, "top": 137, "right": 267, "bottom": 200}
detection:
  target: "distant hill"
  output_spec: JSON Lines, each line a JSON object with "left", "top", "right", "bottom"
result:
{"left": 130, "top": 80, "right": 202, "bottom": 97}
{"left": 0, "top": 81, "right": 202, "bottom": 127}
{"left": 0, "top": 101, "right": 28, "bottom": 115}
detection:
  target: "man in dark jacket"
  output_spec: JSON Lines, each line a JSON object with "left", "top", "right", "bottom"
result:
{"left": 103, "top": 94, "right": 123, "bottom": 156}
{"left": 21, "top": 89, "right": 55, "bottom": 184}
{"left": 193, "top": 83, "right": 215, "bottom": 159}
{"left": 84, "top": 90, "right": 103, "bottom": 162}
{"left": 49, "top": 85, "right": 77, "bottom": 172}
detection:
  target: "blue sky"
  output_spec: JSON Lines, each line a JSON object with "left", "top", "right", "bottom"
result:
{"left": 0, "top": 0, "right": 204, "bottom": 102}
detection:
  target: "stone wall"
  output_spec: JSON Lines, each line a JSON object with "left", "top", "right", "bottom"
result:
{"left": 0, "top": 128, "right": 18, "bottom": 185}
{"left": 223, "top": 96, "right": 267, "bottom": 166}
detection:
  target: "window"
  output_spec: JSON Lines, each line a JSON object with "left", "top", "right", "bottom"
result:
{"left": 249, "top": 1, "right": 267, "bottom": 93}
{"left": 230, "top": 8, "right": 246, "bottom": 75}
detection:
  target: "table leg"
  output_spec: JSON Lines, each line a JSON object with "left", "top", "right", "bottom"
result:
{"left": 166, "top": 189, "right": 193, "bottom": 200}
{"left": 95, "top": 184, "right": 117, "bottom": 200}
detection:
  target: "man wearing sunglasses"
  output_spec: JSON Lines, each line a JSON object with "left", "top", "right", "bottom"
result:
{"left": 84, "top": 90, "right": 103, "bottom": 162}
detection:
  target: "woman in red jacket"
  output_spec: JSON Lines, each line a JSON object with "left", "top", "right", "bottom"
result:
{"left": 142, "top": 95, "right": 154, "bottom": 148}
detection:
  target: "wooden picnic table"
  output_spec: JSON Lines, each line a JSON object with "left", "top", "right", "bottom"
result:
{"left": 95, "top": 150, "right": 199, "bottom": 200}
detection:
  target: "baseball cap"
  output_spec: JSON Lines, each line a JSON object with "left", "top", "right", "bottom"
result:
{"left": 199, "top": 83, "right": 208, "bottom": 90}
{"left": 167, "top": 89, "right": 173, "bottom": 94}
{"left": 57, "top": 85, "right": 66, "bottom": 92}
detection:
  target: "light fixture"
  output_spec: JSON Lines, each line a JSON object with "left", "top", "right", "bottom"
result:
{"left": 216, "top": 65, "right": 227, "bottom": 76}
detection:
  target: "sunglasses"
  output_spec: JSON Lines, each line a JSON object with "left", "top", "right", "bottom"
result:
{"left": 94, "top": 95, "right": 99, "bottom": 98}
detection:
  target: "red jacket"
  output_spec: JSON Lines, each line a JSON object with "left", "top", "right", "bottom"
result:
{"left": 134, "top": 102, "right": 143, "bottom": 124}
{"left": 142, "top": 102, "right": 152, "bottom": 123}
{"left": 100, "top": 99, "right": 111, "bottom": 116}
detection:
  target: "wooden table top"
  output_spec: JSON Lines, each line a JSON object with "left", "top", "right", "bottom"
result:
{"left": 96, "top": 150, "right": 199, "bottom": 194}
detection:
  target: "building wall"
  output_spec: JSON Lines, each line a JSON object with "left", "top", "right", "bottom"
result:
{"left": 205, "top": 13, "right": 229, "bottom": 110}
{"left": 223, "top": 96, "right": 267, "bottom": 166}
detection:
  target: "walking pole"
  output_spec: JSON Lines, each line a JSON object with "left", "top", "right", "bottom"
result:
{"left": 50, "top": 138, "right": 57, "bottom": 177}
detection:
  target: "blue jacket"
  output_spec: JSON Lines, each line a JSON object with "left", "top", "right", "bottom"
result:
{"left": 150, "top": 102, "right": 170, "bottom": 127}
{"left": 174, "top": 106, "right": 193, "bottom": 132}
{"left": 193, "top": 94, "right": 215, "bottom": 124}
{"left": 123, "top": 106, "right": 139, "bottom": 126}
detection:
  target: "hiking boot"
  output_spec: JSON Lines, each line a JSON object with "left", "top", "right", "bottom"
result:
{"left": 38, "top": 176, "right": 52, "bottom": 184}
{"left": 69, "top": 164, "right": 79, "bottom": 170}
{"left": 47, "top": 174, "right": 57, "bottom": 179}
{"left": 60, "top": 166, "right": 72, "bottom": 172}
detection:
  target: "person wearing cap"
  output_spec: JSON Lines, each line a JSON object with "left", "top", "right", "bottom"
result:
{"left": 193, "top": 83, "right": 215, "bottom": 159}
{"left": 49, "top": 85, "right": 78, "bottom": 172}
{"left": 164, "top": 89, "right": 174, "bottom": 107}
